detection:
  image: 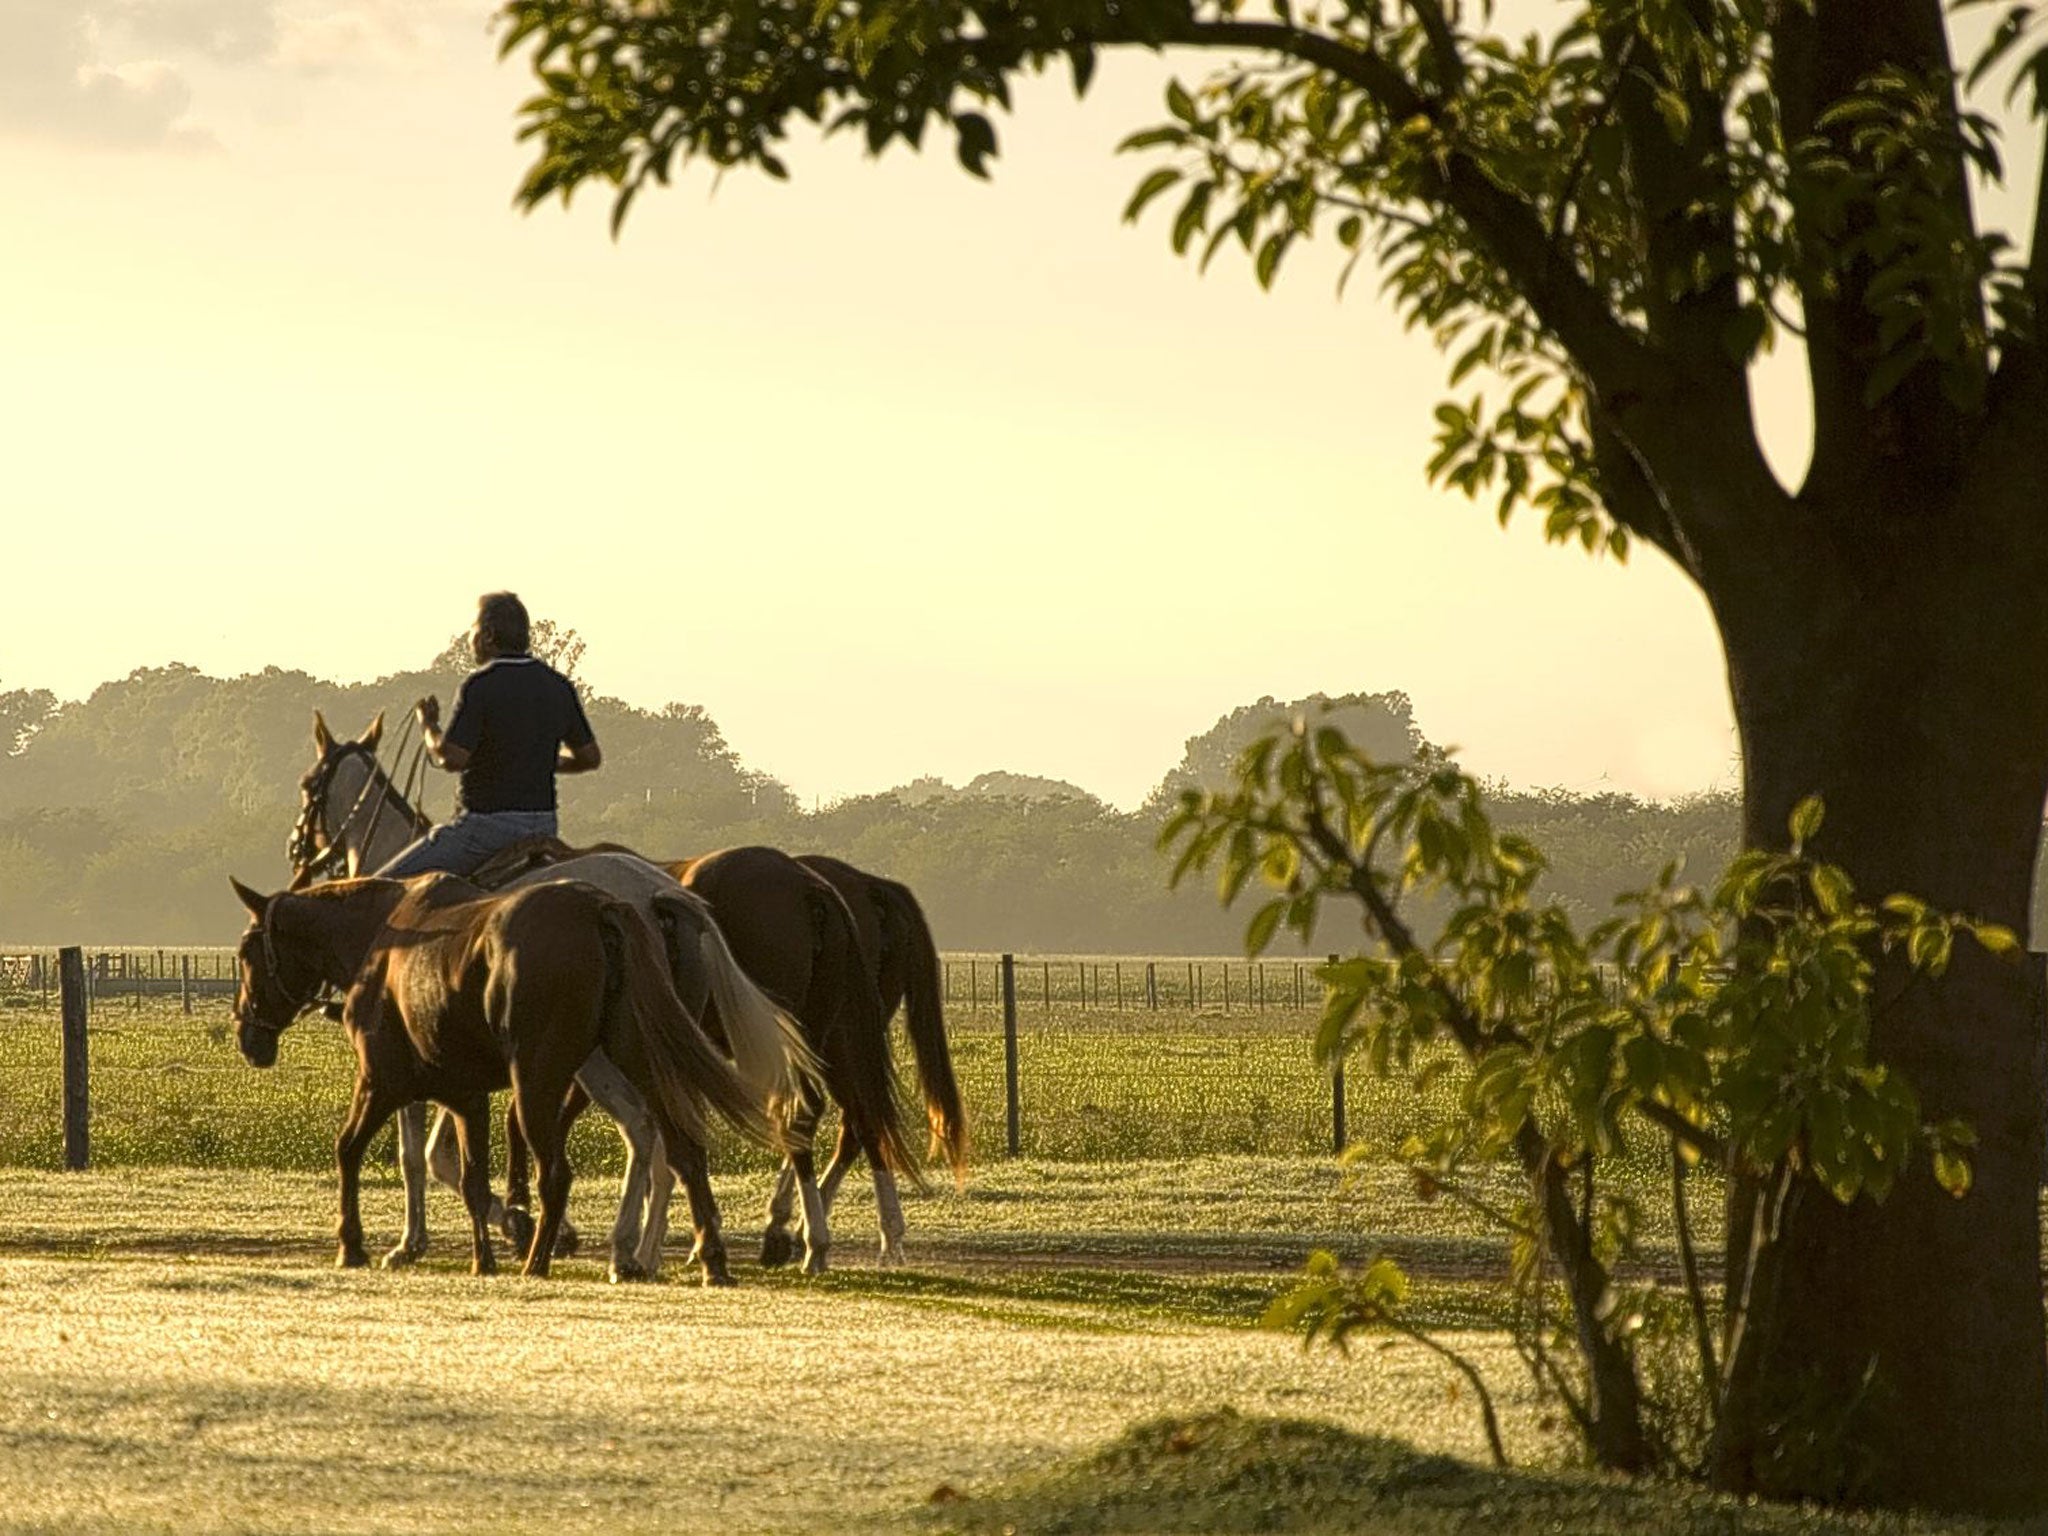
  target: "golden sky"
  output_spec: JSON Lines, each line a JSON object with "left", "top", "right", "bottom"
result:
{"left": 3, "top": 3, "right": 2033, "bottom": 808}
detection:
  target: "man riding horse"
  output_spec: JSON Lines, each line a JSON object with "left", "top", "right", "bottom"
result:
{"left": 378, "top": 590, "right": 602, "bottom": 879}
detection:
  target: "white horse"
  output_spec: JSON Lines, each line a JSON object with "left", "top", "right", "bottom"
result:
{"left": 291, "top": 711, "right": 825, "bottom": 1281}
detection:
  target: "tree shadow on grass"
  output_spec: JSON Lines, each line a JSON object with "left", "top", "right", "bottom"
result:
{"left": 909, "top": 1409, "right": 2033, "bottom": 1536}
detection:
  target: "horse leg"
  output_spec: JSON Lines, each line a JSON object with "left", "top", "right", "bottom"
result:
{"left": 872, "top": 1163, "right": 907, "bottom": 1267}
{"left": 574, "top": 1051, "right": 654, "bottom": 1284}
{"left": 335, "top": 1077, "right": 399, "bottom": 1270}
{"left": 549, "top": 1081, "right": 589, "bottom": 1257}
{"left": 640, "top": 1146, "right": 675, "bottom": 1277}
{"left": 762, "top": 1078, "right": 825, "bottom": 1269}
{"left": 818, "top": 1118, "right": 861, "bottom": 1213}
{"left": 511, "top": 1073, "right": 573, "bottom": 1279}
{"left": 449, "top": 1094, "right": 498, "bottom": 1277}
{"left": 427, "top": 1100, "right": 531, "bottom": 1257}
{"left": 852, "top": 1123, "right": 909, "bottom": 1267}
{"left": 761, "top": 1162, "right": 800, "bottom": 1268}
{"left": 381, "top": 1101, "right": 430, "bottom": 1269}
{"left": 663, "top": 1126, "right": 734, "bottom": 1288}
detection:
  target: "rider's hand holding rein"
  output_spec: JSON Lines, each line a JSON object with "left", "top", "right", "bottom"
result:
{"left": 417, "top": 694, "right": 467, "bottom": 772}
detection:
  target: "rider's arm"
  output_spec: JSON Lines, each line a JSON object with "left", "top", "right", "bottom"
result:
{"left": 426, "top": 726, "right": 471, "bottom": 773}
{"left": 421, "top": 680, "right": 480, "bottom": 772}
{"left": 556, "top": 683, "right": 600, "bottom": 775}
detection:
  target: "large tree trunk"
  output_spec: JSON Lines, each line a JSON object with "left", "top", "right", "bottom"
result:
{"left": 1706, "top": 512, "right": 2048, "bottom": 1512}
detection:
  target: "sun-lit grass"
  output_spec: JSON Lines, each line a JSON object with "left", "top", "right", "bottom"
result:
{"left": 0, "top": 1168, "right": 1556, "bottom": 1536}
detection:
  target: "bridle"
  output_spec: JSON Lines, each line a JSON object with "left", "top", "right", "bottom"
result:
{"left": 288, "top": 733, "right": 431, "bottom": 885}
{"left": 239, "top": 895, "right": 331, "bottom": 1036}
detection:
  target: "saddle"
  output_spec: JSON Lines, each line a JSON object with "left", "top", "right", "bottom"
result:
{"left": 466, "top": 836, "right": 656, "bottom": 892}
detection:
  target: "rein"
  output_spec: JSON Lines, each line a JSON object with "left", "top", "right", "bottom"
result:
{"left": 290, "top": 727, "right": 433, "bottom": 883}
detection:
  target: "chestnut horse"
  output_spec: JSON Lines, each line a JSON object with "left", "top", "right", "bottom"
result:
{"left": 228, "top": 873, "right": 780, "bottom": 1276}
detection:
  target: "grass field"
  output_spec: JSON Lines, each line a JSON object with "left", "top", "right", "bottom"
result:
{"left": 0, "top": 991, "right": 1455, "bottom": 1169}
{"left": 0, "top": 1167, "right": 2018, "bottom": 1536}
{"left": 2, "top": 985, "right": 2032, "bottom": 1532}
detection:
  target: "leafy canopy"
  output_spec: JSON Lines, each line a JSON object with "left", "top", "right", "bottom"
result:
{"left": 503, "top": 0, "right": 2047, "bottom": 569}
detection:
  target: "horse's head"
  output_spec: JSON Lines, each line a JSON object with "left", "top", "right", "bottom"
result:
{"left": 288, "top": 710, "right": 386, "bottom": 888}
{"left": 228, "top": 876, "right": 329, "bottom": 1067}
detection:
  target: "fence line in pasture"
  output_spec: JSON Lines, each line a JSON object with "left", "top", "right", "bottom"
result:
{"left": 0, "top": 944, "right": 1361, "bottom": 1172}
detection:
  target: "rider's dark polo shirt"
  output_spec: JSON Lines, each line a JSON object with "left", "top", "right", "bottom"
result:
{"left": 442, "top": 656, "right": 594, "bottom": 814}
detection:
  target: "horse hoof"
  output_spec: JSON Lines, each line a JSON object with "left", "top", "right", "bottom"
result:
{"left": 878, "top": 1247, "right": 906, "bottom": 1269}
{"left": 759, "top": 1229, "right": 795, "bottom": 1268}
{"left": 554, "top": 1225, "right": 580, "bottom": 1258}
{"left": 703, "top": 1268, "right": 738, "bottom": 1289}
{"left": 502, "top": 1207, "right": 535, "bottom": 1257}
{"left": 609, "top": 1261, "right": 648, "bottom": 1285}
{"left": 802, "top": 1250, "right": 829, "bottom": 1276}
{"left": 379, "top": 1245, "right": 423, "bottom": 1271}
{"left": 337, "top": 1247, "right": 369, "bottom": 1270}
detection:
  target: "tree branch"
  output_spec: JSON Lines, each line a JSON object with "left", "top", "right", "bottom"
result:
{"left": 1154, "top": 17, "right": 1662, "bottom": 400}
{"left": 1598, "top": 4, "right": 1741, "bottom": 363}
{"left": 1402, "top": 0, "right": 1465, "bottom": 97}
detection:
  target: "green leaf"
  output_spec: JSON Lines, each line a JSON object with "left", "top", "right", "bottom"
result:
{"left": 1971, "top": 921, "right": 2022, "bottom": 956}
{"left": 1933, "top": 1147, "right": 1974, "bottom": 1198}
{"left": 1788, "top": 796, "right": 1824, "bottom": 848}
{"left": 1123, "top": 168, "right": 1183, "bottom": 224}
{"left": 954, "top": 112, "right": 997, "bottom": 178}
{"left": 1245, "top": 897, "right": 1287, "bottom": 957}
{"left": 1166, "top": 80, "right": 1197, "bottom": 124}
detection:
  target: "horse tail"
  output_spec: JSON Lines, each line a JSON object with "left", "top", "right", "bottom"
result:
{"left": 871, "top": 876, "right": 969, "bottom": 1185}
{"left": 807, "top": 881, "right": 927, "bottom": 1193}
{"left": 600, "top": 902, "right": 779, "bottom": 1154}
{"left": 653, "top": 890, "right": 822, "bottom": 1118}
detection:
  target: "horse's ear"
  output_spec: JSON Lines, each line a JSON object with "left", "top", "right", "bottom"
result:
{"left": 312, "top": 710, "right": 333, "bottom": 753}
{"left": 361, "top": 711, "right": 384, "bottom": 751}
{"left": 229, "top": 877, "right": 269, "bottom": 918}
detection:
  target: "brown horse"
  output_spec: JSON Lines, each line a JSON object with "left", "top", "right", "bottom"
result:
{"left": 791, "top": 854, "right": 968, "bottom": 1230}
{"left": 229, "top": 873, "right": 778, "bottom": 1276}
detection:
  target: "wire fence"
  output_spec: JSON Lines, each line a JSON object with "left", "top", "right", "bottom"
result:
{"left": 0, "top": 947, "right": 1373, "bottom": 1172}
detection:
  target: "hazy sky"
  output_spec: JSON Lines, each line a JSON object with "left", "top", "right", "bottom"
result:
{"left": 3, "top": 3, "right": 2036, "bottom": 809}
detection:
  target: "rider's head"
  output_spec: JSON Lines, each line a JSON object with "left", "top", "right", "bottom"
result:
{"left": 471, "top": 591, "right": 530, "bottom": 664}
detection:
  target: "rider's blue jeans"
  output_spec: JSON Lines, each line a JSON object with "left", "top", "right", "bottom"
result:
{"left": 373, "top": 810, "right": 559, "bottom": 879}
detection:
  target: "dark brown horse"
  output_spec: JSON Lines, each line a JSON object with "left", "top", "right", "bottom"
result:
{"left": 793, "top": 854, "right": 968, "bottom": 1225}
{"left": 229, "top": 873, "right": 777, "bottom": 1276}
{"left": 500, "top": 844, "right": 961, "bottom": 1269}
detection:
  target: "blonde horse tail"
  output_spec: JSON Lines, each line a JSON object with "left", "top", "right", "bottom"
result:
{"left": 653, "top": 892, "right": 821, "bottom": 1118}
{"left": 601, "top": 902, "right": 778, "bottom": 1154}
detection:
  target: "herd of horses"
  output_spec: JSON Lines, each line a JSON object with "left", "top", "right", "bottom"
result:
{"left": 228, "top": 710, "right": 968, "bottom": 1283}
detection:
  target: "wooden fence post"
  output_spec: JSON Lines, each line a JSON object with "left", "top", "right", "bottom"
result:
{"left": 1146, "top": 961, "right": 1157, "bottom": 1010}
{"left": 969, "top": 959, "right": 979, "bottom": 1013}
{"left": 1115, "top": 962, "right": 1124, "bottom": 1011}
{"left": 180, "top": 953, "right": 192, "bottom": 1016}
{"left": 60, "top": 946, "right": 89, "bottom": 1171}
{"left": 1327, "top": 954, "right": 1346, "bottom": 1155}
{"left": 1042, "top": 959, "right": 1051, "bottom": 1012}
{"left": 1001, "top": 953, "right": 1021, "bottom": 1157}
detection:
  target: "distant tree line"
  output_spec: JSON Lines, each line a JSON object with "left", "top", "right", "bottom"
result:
{"left": 0, "top": 660, "right": 1798, "bottom": 950}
